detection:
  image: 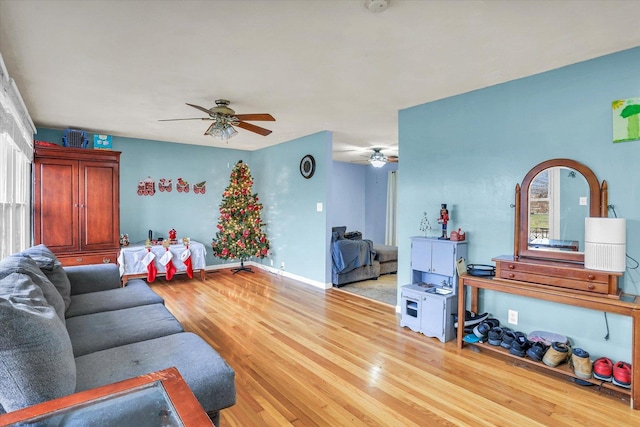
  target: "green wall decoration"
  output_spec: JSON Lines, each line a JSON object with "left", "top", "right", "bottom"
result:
{"left": 612, "top": 97, "right": 640, "bottom": 143}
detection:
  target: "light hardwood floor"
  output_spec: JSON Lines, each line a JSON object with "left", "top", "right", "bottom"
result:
{"left": 149, "top": 269, "right": 640, "bottom": 426}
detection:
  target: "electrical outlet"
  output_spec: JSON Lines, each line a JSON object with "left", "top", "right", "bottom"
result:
{"left": 270, "top": 259, "right": 273, "bottom": 266}
{"left": 280, "top": 261, "right": 285, "bottom": 270}
{"left": 508, "top": 309, "right": 518, "bottom": 325}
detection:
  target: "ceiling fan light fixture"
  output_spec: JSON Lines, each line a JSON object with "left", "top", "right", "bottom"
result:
{"left": 204, "top": 114, "right": 239, "bottom": 141}
{"left": 223, "top": 124, "right": 238, "bottom": 139}
{"left": 369, "top": 149, "right": 387, "bottom": 168}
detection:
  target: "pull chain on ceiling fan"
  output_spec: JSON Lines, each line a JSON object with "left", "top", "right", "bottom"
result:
{"left": 159, "top": 99, "right": 275, "bottom": 141}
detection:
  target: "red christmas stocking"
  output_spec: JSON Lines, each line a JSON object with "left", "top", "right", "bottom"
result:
{"left": 142, "top": 249, "right": 157, "bottom": 283}
{"left": 181, "top": 246, "right": 193, "bottom": 279}
{"left": 160, "top": 248, "right": 177, "bottom": 281}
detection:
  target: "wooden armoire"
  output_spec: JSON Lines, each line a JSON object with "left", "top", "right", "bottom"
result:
{"left": 33, "top": 144, "right": 121, "bottom": 266}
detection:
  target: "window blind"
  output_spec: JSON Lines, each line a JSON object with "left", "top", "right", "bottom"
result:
{"left": 0, "top": 52, "right": 35, "bottom": 258}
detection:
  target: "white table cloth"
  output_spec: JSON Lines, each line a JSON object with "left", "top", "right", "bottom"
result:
{"left": 117, "top": 241, "right": 207, "bottom": 282}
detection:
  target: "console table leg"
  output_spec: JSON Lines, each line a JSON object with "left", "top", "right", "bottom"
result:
{"left": 457, "top": 278, "right": 465, "bottom": 349}
{"left": 632, "top": 309, "right": 640, "bottom": 409}
{"left": 470, "top": 287, "right": 479, "bottom": 314}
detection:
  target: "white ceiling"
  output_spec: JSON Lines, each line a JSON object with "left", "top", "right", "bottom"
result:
{"left": 2, "top": 0, "right": 640, "bottom": 163}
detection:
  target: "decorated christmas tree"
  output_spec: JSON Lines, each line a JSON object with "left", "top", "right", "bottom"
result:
{"left": 211, "top": 160, "right": 270, "bottom": 273}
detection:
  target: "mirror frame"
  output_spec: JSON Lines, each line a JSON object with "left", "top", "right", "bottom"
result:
{"left": 514, "top": 158, "right": 607, "bottom": 263}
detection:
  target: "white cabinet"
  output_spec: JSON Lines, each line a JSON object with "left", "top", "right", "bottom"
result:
{"left": 400, "top": 237, "right": 468, "bottom": 343}
{"left": 410, "top": 237, "right": 467, "bottom": 293}
{"left": 420, "top": 293, "right": 457, "bottom": 342}
{"left": 400, "top": 284, "right": 458, "bottom": 343}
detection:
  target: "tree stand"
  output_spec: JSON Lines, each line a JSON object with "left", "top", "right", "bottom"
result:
{"left": 231, "top": 259, "right": 253, "bottom": 274}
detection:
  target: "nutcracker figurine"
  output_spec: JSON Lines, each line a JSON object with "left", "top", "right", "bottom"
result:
{"left": 438, "top": 204, "right": 449, "bottom": 240}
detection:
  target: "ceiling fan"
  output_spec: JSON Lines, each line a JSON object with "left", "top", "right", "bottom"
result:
{"left": 369, "top": 148, "right": 398, "bottom": 167}
{"left": 159, "top": 99, "right": 275, "bottom": 139}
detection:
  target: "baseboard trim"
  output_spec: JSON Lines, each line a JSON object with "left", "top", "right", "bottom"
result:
{"left": 204, "top": 261, "right": 331, "bottom": 290}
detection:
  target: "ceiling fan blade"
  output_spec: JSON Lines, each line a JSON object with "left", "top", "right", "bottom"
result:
{"left": 234, "top": 113, "right": 275, "bottom": 122}
{"left": 158, "top": 117, "right": 213, "bottom": 121}
{"left": 388, "top": 156, "right": 399, "bottom": 163}
{"left": 236, "top": 121, "right": 272, "bottom": 136}
{"left": 186, "top": 103, "right": 213, "bottom": 115}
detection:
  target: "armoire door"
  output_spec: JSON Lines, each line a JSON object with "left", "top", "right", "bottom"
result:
{"left": 79, "top": 160, "right": 120, "bottom": 252}
{"left": 34, "top": 158, "right": 80, "bottom": 253}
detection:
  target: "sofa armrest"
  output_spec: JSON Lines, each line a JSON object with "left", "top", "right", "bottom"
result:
{"left": 64, "top": 264, "right": 121, "bottom": 295}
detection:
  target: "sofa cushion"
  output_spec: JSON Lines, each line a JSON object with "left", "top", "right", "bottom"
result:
{"left": 20, "top": 244, "right": 72, "bottom": 311}
{"left": 0, "top": 254, "right": 66, "bottom": 322}
{"left": 74, "top": 332, "right": 236, "bottom": 414}
{"left": 64, "top": 263, "right": 122, "bottom": 295}
{"left": 66, "top": 304, "right": 184, "bottom": 357}
{"left": 65, "top": 279, "right": 164, "bottom": 318}
{"left": 0, "top": 271, "right": 76, "bottom": 412}
{"left": 332, "top": 260, "right": 380, "bottom": 286}
{"left": 379, "top": 260, "right": 398, "bottom": 275}
{"left": 372, "top": 244, "right": 398, "bottom": 263}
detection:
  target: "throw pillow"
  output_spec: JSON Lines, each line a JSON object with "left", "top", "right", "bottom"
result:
{"left": 0, "top": 254, "right": 66, "bottom": 322}
{"left": 0, "top": 271, "right": 76, "bottom": 412}
{"left": 20, "top": 244, "right": 72, "bottom": 311}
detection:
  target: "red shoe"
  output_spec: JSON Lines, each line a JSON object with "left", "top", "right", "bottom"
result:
{"left": 593, "top": 357, "right": 613, "bottom": 382}
{"left": 612, "top": 361, "right": 631, "bottom": 388}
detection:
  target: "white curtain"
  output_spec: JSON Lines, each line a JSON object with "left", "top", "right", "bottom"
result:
{"left": 0, "top": 52, "right": 36, "bottom": 258}
{"left": 385, "top": 170, "right": 398, "bottom": 246}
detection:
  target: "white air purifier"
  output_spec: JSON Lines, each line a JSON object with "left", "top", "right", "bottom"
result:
{"left": 584, "top": 217, "right": 626, "bottom": 272}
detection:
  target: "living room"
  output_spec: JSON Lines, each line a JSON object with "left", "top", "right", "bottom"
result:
{"left": 3, "top": 1, "right": 640, "bottom": 425}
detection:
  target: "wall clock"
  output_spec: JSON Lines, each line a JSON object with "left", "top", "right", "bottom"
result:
{"left": 299, "top": 154, "right": 316, "bottom": 179}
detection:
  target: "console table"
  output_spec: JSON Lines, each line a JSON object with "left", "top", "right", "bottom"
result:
{"left": 0, "top": 367, "right": 213, "bottom": 426}
{"left": 457, "top": 274, "right": 640, "bottom": 409}
{"left": 118, "top": 241, "right": 207, "bottom": 284}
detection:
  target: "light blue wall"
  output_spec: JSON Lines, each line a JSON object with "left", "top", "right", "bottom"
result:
{"left": 330, "top": 160, "right": 398, "bottom": 243}
{"left": 365, "top": 162, "right": 398, "bottom": 244}
{"left": 252, "top": 131, "right": 332, "bottom": 284}
{"left": 398, "top": 47, "right": 640, "bottom": 362}
{"left": 330, "top": 162, "right": 366, "bottom": 233}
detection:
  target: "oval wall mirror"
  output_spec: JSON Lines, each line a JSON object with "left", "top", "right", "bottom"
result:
{"left": 515, "top": 159, "right": 607, "bottom": 263}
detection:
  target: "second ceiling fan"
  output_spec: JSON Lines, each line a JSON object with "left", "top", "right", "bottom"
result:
{"left": 369, "top": 148, "right": 398, "bottom": 167}
{"left": 160, "top": 99, "right": 275, "bottom": 139}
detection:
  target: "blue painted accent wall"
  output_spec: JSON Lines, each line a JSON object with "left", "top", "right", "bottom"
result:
{"left": 365, "top": 162, "right": 398, "bottom": 244}
{"left": 252, "top": 131, "right": 332, "bottom": 284}
{"left": 398, "top": 47, "right": 640, "bottom": 362}
{"left": 330, "top": 161, "right": 398, "bottom": 244}
{"left": 330, "top": 162, "right": 366, "bottom": 233}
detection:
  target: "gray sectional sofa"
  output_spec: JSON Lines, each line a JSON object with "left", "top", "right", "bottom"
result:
{"left": 331, "top": 226, "right": 398, "bottom": 286}
{"left": 0, "top": 244, "right": 235, "bottom": 425}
